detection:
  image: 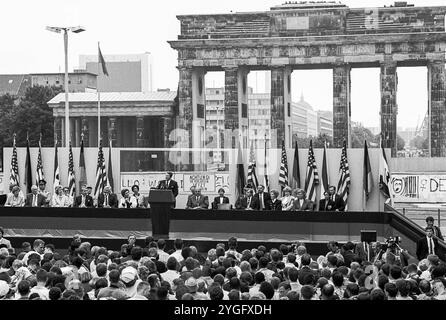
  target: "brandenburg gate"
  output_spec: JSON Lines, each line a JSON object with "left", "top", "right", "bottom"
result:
{"left": 169, "top": 1, "right": 446, "bottom": 157}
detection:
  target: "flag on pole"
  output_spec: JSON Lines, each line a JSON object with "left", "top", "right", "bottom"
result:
{"left": 263, "top": 136, "right": 269, "bottom": 192}
{"left": 107, "top": 139, "right": 114, "bottom": 192}
{"left": 98, "top": 44, "right": 109, "bottom": 76}
{"left": 78, "top": 136, "right": 87, "bottom": 192}
{"left": 24, "top": 134, "right": 32, "bottom": 194}
{"left": 9, "top": 134, "right": 20, "bottom": 186}
{"left": 35, "top": 136, "right": 44, "bottom": 185}
{"left": 304, "top": 140, "right": 319, "bottom": 202}
{"left": 235, "top": 139, "right": 246, "bottom": 199}
{"left": 246, "top": 141, "right": 258, "bottom": 190}
{"left": 363, "top": 140, "right": 373, "bottom": 202}
{"left": 93, "top": 142, "right": 107, "bottom": 199}
{"left": 68, "top": 141, "right": 76, "bottom": 197}
{"left": 379, "top": 135, "right": 394, "bottom": 206}
{"left": 320, "top": 141, "right": 329, "bottom": 200}
{"left": 278, "top": 140, "right": 289, "bottom": 190}
{"left": 336, "top": 139, "right": 351, "bottom": 210}
{"left": 292, "top": 141, "right": 300, "bottom": 189}
{"left": 53, "top": 140, "right": 60, "bottom": 193}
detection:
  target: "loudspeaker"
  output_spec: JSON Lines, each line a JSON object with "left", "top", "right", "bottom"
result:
{"left": 361, "top": 230, "right": 377, "bottom": 243}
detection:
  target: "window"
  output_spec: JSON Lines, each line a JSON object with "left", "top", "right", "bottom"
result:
{"left": 197, "top": 104, "right": 205, "bottom": 118}
{"left": 242, "top": 103, "right": 248, "bottom": 118}
{"left": 287, "top": 102, "right": 291, "bottom": 117}
{"left": 258, "top": 99, "right": 262, "bottom": 105}
{"left": 78, "top": 78, "right": 82, "bottom": 84}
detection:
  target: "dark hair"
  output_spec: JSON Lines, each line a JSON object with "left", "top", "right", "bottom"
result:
{"left": 209, "top": 285, "right": 224, "bottom": 300}
{"left": 228, "top": 289, "right": 240, "bottom": 300}
{"left": 332, "top": 272, "right": 344, "bottom": 287}
{"left": 377, "top": 275, "right": 389, "bottom": 290}
{"left": 228, "top": 237, "right": 237, "bottom": 250}
{"left": 121, "top": 188, "right": 129, "bottom": 197}
{"left": 217, "top": 188, "right": 225, "bottom": 193}
{"left": 157, "top": 239, "right": 166, "bottom": 250}
{"left": 254, "top": 272, "right": 265, "bottom": 284}
{"left": 174, "top": 239, "right": 183, "bottom": 250}
{"left": 259, "top": 282, "right": 275, "bottom": 299}
{"left": 288, "top": 268, "right": 298, "bottom": 282}
{"left": 301, "top": 285, "right": 314, "bottom": 300}
{"left": 131, "top": 184, "right": 140, "bottom": 192}
{"left": 384, "top": 282, "right": 398, "bottom": 297}
{"left": 390, "top": 265, "right": 402, "bottom": 280}
{"left": 131, "top": 246, "right": 143, "bottom": 261}
{"left": 321, "top": 284, "right": 334, "bottom": 297}
{"left": 18, "top": 280, "right": 30, "bottom": 296}
{"left": 49, "top": 287, "right": 62, "bottom": 300}
{"left": 96, "top": 263, "right": 107, "bottom": 277}
{"left": 426, "top": 216, "right": 434, "bottom": 222}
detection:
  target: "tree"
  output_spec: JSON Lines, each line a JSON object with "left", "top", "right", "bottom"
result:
{"left": 312, "top": 133, "right": 333, "bottom": 148}
{"left": 0, "top": 85, "right": 62, "bottom": 148}
{"left": 396, "top": 134, "right": 405, "bottom": 151}
{"left": 351, "top": 124, "right": 375, "bottom": 148}
{"left": 410, "top": 135, "right": 428, "bottom": 150}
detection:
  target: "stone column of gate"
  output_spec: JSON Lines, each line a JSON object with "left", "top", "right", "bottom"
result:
{"left": 177, "top": 66, "right": 193, "bottom": 167}
{"left": 81, "top": 117, "right": 89, "bottom": 147}
{"left": 163, "top": 116, "right": 174, "bottom": 169}
{"left": 428, "top": 59, "right": 446, "bottom": 157}
{"left": 108, "top": 117, "right": 117, "bottom": 147}
{"left": 270, "top": 66, "right": 292, "bottom": 149}
{"left": 191, "top": 68, "right": 207, "bottom": 171}
{"left": 136, "top": 115, "right": 145, "bottom": 147}
{"left": 380, "top": 61, "right": 398, "bottom": 157}
{"left": 332, "top": 64, "right": 351, "bottom": 148}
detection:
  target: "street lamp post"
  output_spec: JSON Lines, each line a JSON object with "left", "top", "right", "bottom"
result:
{"left": 46, "top": 26, "right": 86, "bottom": 147}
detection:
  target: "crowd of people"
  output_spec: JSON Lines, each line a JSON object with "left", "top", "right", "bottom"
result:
{"left": 2, "top": 171, "right": 345, "bottom": 211}
{"left": 0, "top": 228, "right": 445, "bottom": 300}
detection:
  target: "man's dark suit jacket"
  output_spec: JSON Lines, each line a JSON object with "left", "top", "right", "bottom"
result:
{"left": 319, "top": 199, "right": 335, "bottom": 211}
{"left": 97, "top": 193, "right": 118, "bottom": 208}
{"left": 74, "top": 195, "right": 94, "bottom": 208}
{"left": 156, "top": 179, "right": 179, "bottom": 198}
{"left": 416, "top": 236, "right": 440, "bottom": 261}
{"left": 354, "top": 242, "right": 375, "bottom": 262}
{"left": 341, "top": 250, "right": 358, "bottom": 267}
{"left": 292, "top": 199, "right": 313, "bottom": 211}
{"left": 186, "top": 194, "right": 209, "bottom": 209}
{"left": 24, "top": 193, "right": 47, "bottom": 207}
{"left": 235, "top": 196, "right": 258, "bottom": 210}
{"left": 252, "top": 192, "right": 272, "bottom": 210}
{"left": 212, "top": 196, "right": 230, "bottom": 209}
{"left": 329, "top": 194, "right": 345, "bottom": 211}
{"left": 266, "top": 199, "right": 282, "bottom": 211}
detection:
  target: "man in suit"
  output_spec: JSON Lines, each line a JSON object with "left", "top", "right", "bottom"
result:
{"left": 212, "top": 188, "right": 230, "bottom": 209}
{"left": 74, "top": 186, "right": 94, "bottom": 208}
{"left": 355, "top": 241, "right": 375, "bottom": 263}
{"left": 25, "top": 185, "right": 47, "bottom": 207}
{"left": 417, "top": 227, "right": 440, "bottom": 261}
{"left": 38, "top": 179, "right": 51, "bottom": 207}
{"left": 252, "top": 185, "right": 271, "bottom": 211}
{"left": 235, "top": 188, "right": 258, "bottom": 210}
{"left": 292, "top": 189, "right": 313, "bottom": 211}
{"left": 328, "top": 186, "right": 345, "bottom": 211}
{"left": 425, "top": 216, "right": 444, "bottom": 241}
{"left": 186, "top": 187, "right": 209, "bottom": 209}
{"left": 319, "top": 191, "right": 335, "bottom": 212}
{"left": 156, "top": 172, "right": 179, "bottom": 205}
{"left": 341, "top": 242, "right": 359, "bottom": 266}
{"left": 97, "top": 186, "right": 118, "bottom": 208}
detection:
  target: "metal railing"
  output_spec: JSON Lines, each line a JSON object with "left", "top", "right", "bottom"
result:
{"left": 399, "top": 207, "right": 443, "bottom": 228}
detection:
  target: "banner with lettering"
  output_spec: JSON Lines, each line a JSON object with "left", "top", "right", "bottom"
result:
{"left": 120, "top": 172, "right": 230, "bottom": 195}
{"left": 391, "top": 173, "right": 446, "bottom": 203}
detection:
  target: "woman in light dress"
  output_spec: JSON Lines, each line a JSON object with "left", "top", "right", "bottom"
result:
{"left": 119, "top": 188, "right": 138, "bottom": 208}
{"left": 281, "top": 186, "right": 294, "bottom": 211}
{"left": 51, "top": 186, "right": 70, "bottom": 207}
{"left": 5, "top": 185, "right": 25, "bottom": 207}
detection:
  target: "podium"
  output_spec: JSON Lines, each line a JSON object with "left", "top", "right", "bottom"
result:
{"left": 148, "top": 189, "right": 174, "bottom": 238}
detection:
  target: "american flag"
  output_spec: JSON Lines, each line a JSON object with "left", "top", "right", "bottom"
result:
{"left": 53, "top": 141, "right": 60, "bottom": 193}
{"left": 246, "top": 141, "right": 258, "bottom": 190}
{"left": 336, "top": 139, "right": 351, "bottom": 210}
{"left": 10, "top": 134, "right": 19, "bottom": 186}
{"left": 278, "top": 140, "right": 288, "bottom": 189}
{"left": 68, "top": 142, "right": 76, "bottom": 197}
{"left": 304, "top": 140, "right": 319, "bottom": 202}
{"left": 320, "top": 141, "right": 330, "bottom": 200}
{"left": 35, "top": 137, "right": 45, "bottom": 185}
{"left": 94, "top": 143, "right": 107, "bottom": 199}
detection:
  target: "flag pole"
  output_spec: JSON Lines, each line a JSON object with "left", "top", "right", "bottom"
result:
{"left": 97, "top": 42, "right": 101, "bottom": 148}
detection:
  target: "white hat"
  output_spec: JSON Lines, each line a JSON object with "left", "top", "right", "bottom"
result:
{"left": 0, "top": 280, "right": 9, "bottom": 297}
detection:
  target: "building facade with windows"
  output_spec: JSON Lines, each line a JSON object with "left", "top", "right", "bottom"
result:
{"left": 31, "top": 71, "right": 97, "bottom": 92}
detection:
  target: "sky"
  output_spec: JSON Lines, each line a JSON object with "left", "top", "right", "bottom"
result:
{"left": 0, "top": 0, "right": 444, "bottom": 129}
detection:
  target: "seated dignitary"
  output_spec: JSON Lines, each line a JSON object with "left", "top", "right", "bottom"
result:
{"left": 328, "top": 186, "right": 345, "bottom": 212}
{"left": 74, "top": 186, "right": 94, "bottom": 208}
{"left": 235, "top": 187, "right": 258, "bottom": 210}
{"left": 319, "top": 191, "right": 335, "bottom": 212}
{"left": 266, "top": 189, "right": 282, "bottom": 211}
{"left": 63, "top": 187, "right": 74, "bottom": 207}
{"left": 97, "top": 186, "right": 118, "bottom": 208}
{"left": 131, "top": 184, "right": 146, "bottom": 208}
{"left": 24, "top": 185, "right": 46, "bottom": 207}
{"left": 186, "top": 187, "right": 209, "bottom": 209}
{"left": 212, "top": 188, "right": 230, "bottom": 209}
{"left": 119, "top": 188, "right": 138, "bottom": 208}
{"left": 280, "top": 187, "right": 294, "bottom": 211}
{"left": 37, "top": 179, "right": 51, "bottom": 207}
{"left": 5, "top": 185, "right": 25, "bottom": 207}
{"left": 51, "top": 185, "right": 70, "bottom": 207}
{"left": 292, "top": 189, "right": 313, "bottom": 211}
{"left": 252, "top": 185, "right": 271, "bottom": 211}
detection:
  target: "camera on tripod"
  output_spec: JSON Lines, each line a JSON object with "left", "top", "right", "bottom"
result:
{"left": 382, "top": 236, "right": 401, "bottom": 251}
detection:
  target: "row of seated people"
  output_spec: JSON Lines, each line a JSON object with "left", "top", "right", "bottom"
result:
{"left": 2, "top": 181, "right": 147, "bottom": 209}
{"left": 186, "top": 185, "right": 345, "bottom": 211}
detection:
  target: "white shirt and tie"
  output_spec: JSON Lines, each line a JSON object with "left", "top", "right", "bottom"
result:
{"left": 219, "top": 197, "right": 224, "bottom": 204}
{"left": 247, "top": 197, "right": 252, "bottom": 208}
{"left": 259, "top": 193, "right": 265, "bottom": 210}
{"left": 363, "top": 242, "right": 370, "bottom": 261}
{"left": 32, "top": 194, "right": 38, "bottom": 207}
{"left": 427, "top": 236, "right": 435, "bottom": 255}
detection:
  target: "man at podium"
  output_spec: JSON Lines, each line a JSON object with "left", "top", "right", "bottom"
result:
{"left": 156, "top": 172, "right": 179, "bottom": 206}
